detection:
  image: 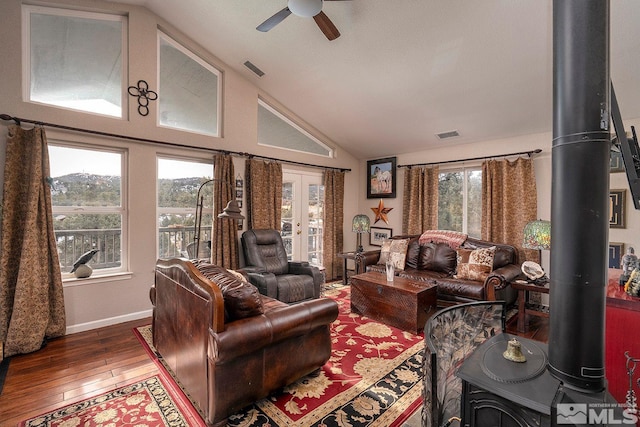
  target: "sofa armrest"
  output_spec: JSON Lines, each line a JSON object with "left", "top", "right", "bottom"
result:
{"left": 484, "top": 264, "right": 522, "bottom": 299}
{"left": 357, "top": 250, "right": 382, "bottom": 272}
{"left": 210, "top": 297, "right": 339, "bottom": 363}
{"left": 240, "top": 266, "right": 266, "bottom": 274}
{"left": 245, "top": 272, "right": 278, "bottom": 298}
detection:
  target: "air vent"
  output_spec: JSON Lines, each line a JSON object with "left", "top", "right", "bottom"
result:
{"left": 436, "top": 130, "right": 460, "bottom": 140}
{"left": 244, "top": 60, "right": 265, "bottom": 77}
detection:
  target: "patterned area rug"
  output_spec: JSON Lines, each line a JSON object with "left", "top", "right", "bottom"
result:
{"left": 18, "top": 374, "right": 200, "bottom": 427}
{"left": 138, "top": 285, "right": 425, "bottom": 427}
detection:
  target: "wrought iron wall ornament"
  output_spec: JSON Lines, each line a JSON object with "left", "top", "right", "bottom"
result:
{"left": 128, "top": 80, "right": 158, "bottom": 116}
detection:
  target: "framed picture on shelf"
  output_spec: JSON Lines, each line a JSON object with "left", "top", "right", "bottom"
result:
{"left": 369, "top": 226, "right": 392, "bottom": 246}
{"left": 610, "top": 151, "right": 624, "bottom": 173}
{"left": 609, "top": 242, "right": 624, "bottom": 269}
{"left": 609, "top": 189, "right": 626, "bottom": 228}
{"left": 367, "top": 157, "right": 396, "bottom": 199}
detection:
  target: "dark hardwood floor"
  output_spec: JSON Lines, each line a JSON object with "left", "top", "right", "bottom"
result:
{"left": 0, "top": 318, "right": 158, "bottom": 427}
{"left": 0, "top": 311, "right": 549, "bottom": 426}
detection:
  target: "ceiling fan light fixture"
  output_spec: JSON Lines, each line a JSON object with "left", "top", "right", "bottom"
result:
{"left": 288, "top": 0, "right": 323, "bottom": 18}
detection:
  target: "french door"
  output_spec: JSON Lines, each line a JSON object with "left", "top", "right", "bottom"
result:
{"left": 281, "top": 171, "right": 324, "bottom": 266}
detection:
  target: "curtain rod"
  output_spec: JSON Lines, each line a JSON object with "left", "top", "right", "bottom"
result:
{"left": 397, "top": 148, "right": 543, "bottom": 169}
{"left": 0, "top": 114, "right": 351, "bottom": 173}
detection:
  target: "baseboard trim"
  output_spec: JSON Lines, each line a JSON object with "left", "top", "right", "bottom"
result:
{"left": 66, "top": 309, "right": 152, "bottom": 335}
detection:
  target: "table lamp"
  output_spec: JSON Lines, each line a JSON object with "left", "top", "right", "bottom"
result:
{"left": 352, "top": 214, "right": 371, "bottom": 253}
{"left": 522, "top": 219, "right": 551, "bottom": 262}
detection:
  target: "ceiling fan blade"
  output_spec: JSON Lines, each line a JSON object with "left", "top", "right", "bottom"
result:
{"left": 256, "top": 7, "right": 292, "bottom": 32}
{"left": 313, "top": 11, "right": 340, "bottom": 40}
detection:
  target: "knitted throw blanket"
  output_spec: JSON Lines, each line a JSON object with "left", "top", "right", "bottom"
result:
{"left": 418, "top": 230, "right": 468, "bottom": 249}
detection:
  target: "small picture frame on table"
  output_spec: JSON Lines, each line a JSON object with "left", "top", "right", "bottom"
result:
{"left": 609, "top": 242, "right": 624, "bottom": 269}
{"left": 367, "top": 157, "right": 396, "bottom": 199}
{"left": 369, "top": 226, "right": 392, "bottom": 246}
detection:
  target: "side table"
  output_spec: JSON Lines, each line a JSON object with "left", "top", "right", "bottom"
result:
{"left": 337, "top": 250, "right": 378, "bottom": 285}
{"left": 511, "top": 280, "right": 550, "bottom": 333}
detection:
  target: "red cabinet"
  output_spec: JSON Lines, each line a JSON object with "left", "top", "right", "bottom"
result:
{"left": 605, "top": 268, "right": 640, "bottom": 404}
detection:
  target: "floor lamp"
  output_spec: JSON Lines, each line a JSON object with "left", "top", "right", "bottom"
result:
{"left": 194, "top": 179, "right": 245, "bottom": 259}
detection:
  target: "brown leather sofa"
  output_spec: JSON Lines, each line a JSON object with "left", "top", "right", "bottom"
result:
{"left": 150, "top": 258, "right": 339, "bottom": 427}
{"left": 359, "top": 235, "right": 519, "bottom": 306}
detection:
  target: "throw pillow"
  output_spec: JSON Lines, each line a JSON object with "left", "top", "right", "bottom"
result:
{"left": 454, "top": 246, "right": 497, "bottom": 282}
{"left": 377, "top": 238, "right": 410, "bottom": 271}
{"left": 192, "top": 261, "right": 264, "bottom": 322}
{"left": 418, "top": 243, "right": 458, "bottom": 275}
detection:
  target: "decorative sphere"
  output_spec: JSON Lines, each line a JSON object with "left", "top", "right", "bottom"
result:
{"left": 74, "top": 264, "right": 93, "bottom": 279}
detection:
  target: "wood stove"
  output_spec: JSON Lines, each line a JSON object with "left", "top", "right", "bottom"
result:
{"left": 457, "top": 1, "right": 632, "bottom": 425}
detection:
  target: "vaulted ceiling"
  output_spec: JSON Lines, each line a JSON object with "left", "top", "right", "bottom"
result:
{"left": 110, "top": 0, "right": 640, "bottom": 159}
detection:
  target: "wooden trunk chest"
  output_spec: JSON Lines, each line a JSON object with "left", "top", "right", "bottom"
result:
{"left": 350, "top": 271, "right": 437, "bottom": 334}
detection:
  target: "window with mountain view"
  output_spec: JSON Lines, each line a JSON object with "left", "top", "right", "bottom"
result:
{"left": 438, "top": 168, "right": 482, "bottom": 238}
{"left": 48, "top": 144, "right": 126, "bottom": 278}
{"left": 25, "top": 5, "right": 126, "bottom": 118}
{"left": 157, "top": 157, "right": 214, "bottom": 259}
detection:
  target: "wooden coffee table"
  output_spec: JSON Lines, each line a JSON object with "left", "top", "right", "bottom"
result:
{"left": 350, "top": 271, "right": 438, "bottom": 334}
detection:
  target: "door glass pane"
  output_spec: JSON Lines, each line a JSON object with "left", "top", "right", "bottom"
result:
{"left": 307, "top": 183, "right": 324, "bottom": 266}
{"left": 281, "top": 181, "right": 294, "bottom": 260}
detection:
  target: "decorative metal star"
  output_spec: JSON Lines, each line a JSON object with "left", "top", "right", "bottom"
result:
{"left": 371, "top": 199, "right": 393, "bottom": 224}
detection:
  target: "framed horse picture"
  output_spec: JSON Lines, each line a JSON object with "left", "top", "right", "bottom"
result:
{"left": 367, "top": 157, "right": 396, "bottom": 198}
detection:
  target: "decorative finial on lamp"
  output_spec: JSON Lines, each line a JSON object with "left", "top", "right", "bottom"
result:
{"left": 352, "top": 214, "right": 371, "bottom": 253}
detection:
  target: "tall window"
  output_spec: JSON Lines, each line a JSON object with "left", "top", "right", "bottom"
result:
{"left": 49, "top": 144, "right": 126, "bottom": 278}
{"left": 158, "top": 32, "right": 221, "bottom": 136}
{"left": 157, "top": 157, "right": 213, "bottom": 259}
{"left": 24, "top": 5, "right": 126, "bottom": 118}
{"left": 438, "top": 168, "right": 482, "bottom": 237}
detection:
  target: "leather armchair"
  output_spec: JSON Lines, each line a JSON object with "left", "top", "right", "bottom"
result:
{"left": 151, "top": 258, "right": 338, "bottom": 427}
{"left": 240, "top": 229, "right": 323, "bottom": 303}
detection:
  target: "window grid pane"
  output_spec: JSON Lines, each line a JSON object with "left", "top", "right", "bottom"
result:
{"left": 158, "top": 33, "right": 220, "bottom": 136}
{"left": 27, "top": 6, "right": 125, "bottom": 117}
{"left": 49, "top": 144, "right": 125, "bottom": 276}
{"left": 157, "top": 157, "right": 213, "bottom": 259}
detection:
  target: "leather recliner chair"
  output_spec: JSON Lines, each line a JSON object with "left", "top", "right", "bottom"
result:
{"left": 240, "top": 229, "right": 323, "bottom": 303}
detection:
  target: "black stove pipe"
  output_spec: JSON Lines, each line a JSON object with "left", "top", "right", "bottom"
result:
{"left": 549, "top": 0, "right": 610, "bottom": 392}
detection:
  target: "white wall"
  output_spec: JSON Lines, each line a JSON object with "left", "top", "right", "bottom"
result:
{"left": 0, "top": 0, "right": 360, "bottom": 333}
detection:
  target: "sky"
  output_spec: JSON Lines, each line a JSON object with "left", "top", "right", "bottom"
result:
{"left": 48, "top": 145, "right": 213, "bottom": 179}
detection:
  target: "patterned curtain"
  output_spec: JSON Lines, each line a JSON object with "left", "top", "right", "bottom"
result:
{"left": 481, "top": 157, "right": 538, "bottom": 263}
{"left": 402, "top": 166, "right": 439, "bottom": 235}
{"left": 322, "top": 169, "right": 345, "bottom": 280}
{"left": 212, "top": 154, "right": 239, "bottom": 269}
{"left": 246, "top": 159, "right": 282, "bottom": 230}
{"left": 0, "top": 125, "right": 66, "bottom": 357}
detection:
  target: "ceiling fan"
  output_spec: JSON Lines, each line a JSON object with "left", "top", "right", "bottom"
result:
{"left": 257, "top": 0, "right": 350, "bottom": 41}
